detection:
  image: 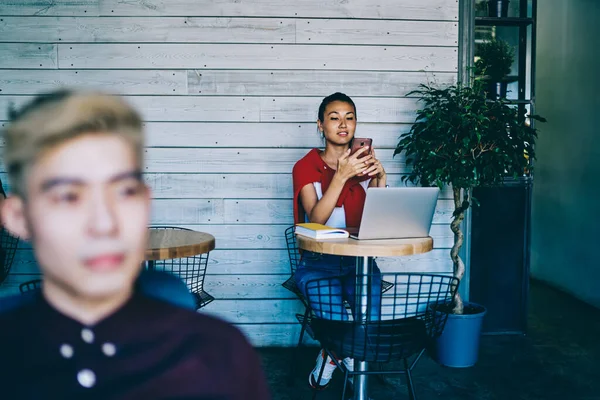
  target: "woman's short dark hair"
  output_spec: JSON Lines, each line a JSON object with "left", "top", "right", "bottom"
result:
{"left": 317, "top": 92, "right": 357, "bottom": 121}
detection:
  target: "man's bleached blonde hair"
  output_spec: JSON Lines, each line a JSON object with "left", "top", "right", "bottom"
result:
{"left": 2, "top": 89, "right": 144, "bottom": 198}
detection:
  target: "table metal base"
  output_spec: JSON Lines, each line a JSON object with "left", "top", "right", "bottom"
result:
{"left": 353, "top": 255, "right": 373, "bottom": 400}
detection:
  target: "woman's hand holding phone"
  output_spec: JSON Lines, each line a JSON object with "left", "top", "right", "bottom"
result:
{"left": 335, "top": 146, "right": 374, "bottom": 183}
{"left": 362, "top": 148, "right": 386, "bottom": 178}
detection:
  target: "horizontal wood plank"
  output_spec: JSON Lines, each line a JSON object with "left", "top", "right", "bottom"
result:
{"left": 132, "top": 96, "right": 263, "bottom": 122}
{"left": 0, "top": 1, "right": 99, "bottom": 16}
{"left": 187, "top": 70, "right": 456, "bottom": 97}
{"left": 296, "top": 19, "right": 458, "bottom": 46}
{"left": 57, "top": 44, "right": 458, "bottom": 72}
{"left": 0, "top": 70, "right": 187, "bottom": 95}
{"left": 144, "top": 173, "right": 454, "bottom": 200}
{"left": 146, "top": 173, "right": 291, "bottom": 199}
{"left": 200, "top": 299, "right": 310, "bottom": 324}
{"left": 0, "top": 69, "right": 454, "bottom": 97}
{"left": 204, "top": 274, "right": 293, "bottom": 299}
{"left": 258, "top": 96, "right": 421, "bottom": 123}
{"left": 235, "top": 323, "right": 317, "bottom": 347}
{"left": 152, "top": 198, "right": 455, "bottom": 225}
{"left": 197, "top": 225, "right": 288, "bottom": 250}
{"left": 223, "top": 198, "right": 454, "bottom": 224}
{"left": 151, "top": 199, "right": 225, "bottom": 224}
{"left": 0, "top": 17, "right": 295, "bottom": 43}
{"left": 0, "top": 44, "right": 57, "bottom": 69}
{"left": 0, "top": 96, "right": 423, "bottom": 123}
{"left": 143, "top": 122, "right": 410, "bottom": 148}
{"left": 98, "top": 0, "right": 458, "bottom": 21}
{"left": 0, "top": 95, "right": 261, "bottom": 122}
{"left": 143, "top": 148, "right": 404, "bottom": 173}
{"left": 139, "top": 94, "right": 422, "bottom": 122}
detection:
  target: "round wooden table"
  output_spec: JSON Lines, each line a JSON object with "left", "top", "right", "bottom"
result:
{"left": 146, "top": 229, "right": 215, "bottom": 261}
{"left": 296, "top": 235, "right": 433, "bottom": 400}
{"left": 145, "top": 228, "right": 216, "bottom": 310}
{"left": 295, "top": 236, "right": 433, "bottom": 258}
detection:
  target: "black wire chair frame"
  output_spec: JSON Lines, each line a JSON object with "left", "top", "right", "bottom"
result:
{"left": 146, "top": 226, "right": 214, "bottom": 310}
{"left": 283, "top": 225, "right": 306, "bottom": 303}
{"left": 305, "top": 272, "right": 459, "bottom": 400}
{"left": 285, "top": 224, "right": 396, "bottom": 384}
{"left": 0, "top": 228, "right": 20, "bottom": 286}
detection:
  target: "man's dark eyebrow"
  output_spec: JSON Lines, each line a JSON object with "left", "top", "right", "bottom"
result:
{"left": 40, "top": 170, "right": 142, "bottom": 192}
{"left": 40, "top": 178, "right": 84, "bottom": 192}
{"left": 110, "top": 170, "right": 143, "bottom": 183}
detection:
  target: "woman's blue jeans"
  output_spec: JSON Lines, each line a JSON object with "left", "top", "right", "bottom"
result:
{"left": 294, "top": 251, "right": 382, "bottom": 321}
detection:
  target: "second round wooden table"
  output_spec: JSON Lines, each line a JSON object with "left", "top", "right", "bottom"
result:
{"left": 145, "top": 228, "right": 216, "bottom": 309}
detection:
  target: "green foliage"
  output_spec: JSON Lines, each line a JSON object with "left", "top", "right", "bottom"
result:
{"left": 394, "top": 82, "right": 545, "bottom": 192}
{"left": 475, "top": 39, "right": 515, "bottom": 80}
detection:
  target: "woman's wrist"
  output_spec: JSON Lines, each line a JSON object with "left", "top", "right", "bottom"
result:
{"left": 332, "top": 171, "right": 348, "bottom": 186}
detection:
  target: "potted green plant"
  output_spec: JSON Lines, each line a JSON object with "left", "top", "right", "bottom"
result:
{"left": 475, "top": 38, "right": 516, "bottom": 99}
{"left": 394, "top": 80, "right": 545, "bottom": 367}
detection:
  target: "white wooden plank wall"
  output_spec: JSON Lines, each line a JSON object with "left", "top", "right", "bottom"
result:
{"left": 0, "top": 0, "right": 459, "bottom": 347}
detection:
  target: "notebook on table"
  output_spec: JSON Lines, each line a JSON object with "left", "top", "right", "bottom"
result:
{"left": 349, "top": 187, "right": 439, "bottom": 240}
{"left": 295, "top": 223, "right": 349, "bottom": 239}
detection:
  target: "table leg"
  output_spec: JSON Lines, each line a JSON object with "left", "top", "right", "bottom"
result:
{"left": 353, "top": 255, "right": 373, "bottom": 400}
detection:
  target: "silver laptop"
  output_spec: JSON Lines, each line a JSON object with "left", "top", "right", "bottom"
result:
{"left": 349, "top": 187, "right": 439, "bottom": 240}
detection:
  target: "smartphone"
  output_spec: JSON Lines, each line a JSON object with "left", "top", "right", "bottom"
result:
{"left": 350, "top": 138, "right": 373, "bottom": 158}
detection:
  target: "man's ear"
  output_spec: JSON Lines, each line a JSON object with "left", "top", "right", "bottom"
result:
{"left": 1, "top": 196, "right": 31, "bottom": 241}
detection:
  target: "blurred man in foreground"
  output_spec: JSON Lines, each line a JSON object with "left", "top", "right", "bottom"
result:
{"left": 0, "top": 90, "right": 270, "bottom": 399}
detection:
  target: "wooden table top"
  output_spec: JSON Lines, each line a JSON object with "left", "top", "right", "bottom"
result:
{"left": 145, "top": 229, "right": 215, "bottom": 261}
{"left": 296, "top": 235, "right": 433, "bottom": 257}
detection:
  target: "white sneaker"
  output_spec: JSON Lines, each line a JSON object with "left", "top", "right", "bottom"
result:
{"left": 309, "top": 349, "right": 337, "bottom": 389}
{"left": 342, "top": 357, "right": 354, "bottom": 371}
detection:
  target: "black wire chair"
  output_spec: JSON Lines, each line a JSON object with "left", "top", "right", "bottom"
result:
{"left": 283, "top": 225, "right": 308, "bottom": 303}
{"left": 0, "top": 228, "right": 20, "bottom": 286}
{"left": 19, "top": 278, "right": 42, "bottom": 294}
{"left": 285, "top": 224, "right": 395, "bottom": 383}
{"left": 305, "top": 272, "right": 459, "bottom": 400}
{"left": 283, "top": 225, "right": 315, "bottom": 383}
{"left": 145, "top": 226, "right": 214, "bottom": 310}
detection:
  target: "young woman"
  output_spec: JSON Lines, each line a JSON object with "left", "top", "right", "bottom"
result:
{"left": 292, "top": 92, "right": 387, "bottom": 389}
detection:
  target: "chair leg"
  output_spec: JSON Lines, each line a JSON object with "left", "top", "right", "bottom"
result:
{"left": 311, "top": 355, "right": 328, "bottom": 400}
{"left": 287, "top": 308, "right": 310, "bottom": 385}
{"left": 404, "top": 358, "right": 417, "bottom": 400}
{"left": 341, "top": 369, "right": 350, "bottom": 400}
{"left": 287, "top": 331, "right": 303, "bottom": 385}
